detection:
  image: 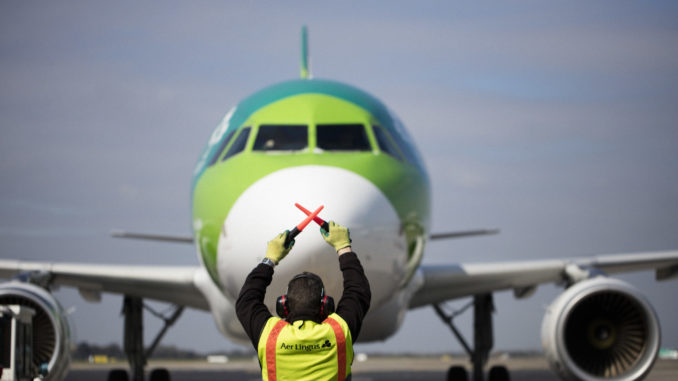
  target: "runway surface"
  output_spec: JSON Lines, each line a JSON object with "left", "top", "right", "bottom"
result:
{"left": 65, "top": 356, "right": 678, "bottom": 380}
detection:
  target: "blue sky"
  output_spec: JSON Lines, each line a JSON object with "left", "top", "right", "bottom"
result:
{"left": 1, "top": 1, "right": 677, "bottom": 354}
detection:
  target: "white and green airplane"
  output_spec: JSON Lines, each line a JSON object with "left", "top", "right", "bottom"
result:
{"left": 1, "top": 28, "right": 678, "bottom": 381}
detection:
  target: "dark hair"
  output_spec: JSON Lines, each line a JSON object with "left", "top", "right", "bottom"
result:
{"left": 286, "top": 272, "right": 323, "bottom": 315}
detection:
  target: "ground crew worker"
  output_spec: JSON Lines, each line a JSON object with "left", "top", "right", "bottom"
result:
{"left": 236, "top": 221, "right": 371, "bottom": 381}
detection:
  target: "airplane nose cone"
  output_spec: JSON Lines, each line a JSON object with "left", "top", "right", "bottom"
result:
{"left": 217, "top": 165, "right": 406, "bottom": 304}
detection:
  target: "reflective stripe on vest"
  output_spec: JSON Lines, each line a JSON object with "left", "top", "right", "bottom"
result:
{"left": 266, "top": 320, "right": 290, "bottom": 381}
{"left": 323, "top": 316, "right": 347, "bottom": 381}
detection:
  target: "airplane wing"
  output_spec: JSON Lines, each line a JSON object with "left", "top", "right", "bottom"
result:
{"left": 0, "top": 260, "right": 209, "bottom": 310}
{"left": 109, "top": 228, "right": 500, "bottom": 244}
{"left": 429, "top": 229, "right": 499, "bottom": 240}
{"left": 110, "top": 230, "right": 194, "bottom": 244}
{"left": 409, "top": 250, "right": 678, "bottom": 308}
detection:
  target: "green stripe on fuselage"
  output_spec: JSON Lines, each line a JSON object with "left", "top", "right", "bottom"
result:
{"left": 192, "top": 82, "right": 430, "bottom": 285}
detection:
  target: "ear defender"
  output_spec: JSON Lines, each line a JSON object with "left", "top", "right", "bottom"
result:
{"left": 320, "top": 295, "right": 335, "bottom": 318}
{"left": 276, "top": 273, "right": 335, "bottom": 319}
{"left": 276, "top": 294, "right": 289, "bottom": 318}
{"left": 275, "top": 294, "right": 335, "bottom": 318}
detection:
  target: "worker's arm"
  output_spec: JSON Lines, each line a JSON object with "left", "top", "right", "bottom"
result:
{"left": 235, "top": 263, "right": 274, "bottom": 349}
{"left": 235, "top": 231, "right": 294, "bottom": 349}
{"left": 321, "top": 221, "right": 371, "bottom": 340}
{"left": 335, "top": 250, "right": 371, "bottom": 340}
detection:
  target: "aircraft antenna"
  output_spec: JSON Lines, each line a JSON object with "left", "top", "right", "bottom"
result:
{"left": 300, "top": 26, "right": 311, "bottom": 79}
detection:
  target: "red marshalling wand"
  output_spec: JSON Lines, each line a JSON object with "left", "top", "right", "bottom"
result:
{"left": 284, "top": 205, "right": 324, "bottom": 248}
{"left": 294, "top": 203, "right": 330, "bottom": 232}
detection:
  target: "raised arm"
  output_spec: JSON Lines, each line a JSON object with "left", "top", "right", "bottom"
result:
{"left": 235, "top": 231, "right": 295, "bottom": 348}
{"left": 320, "top": 221, "right": 371, "bottom": 339}
{"left": 235, "top": 263, "right": 274, "bottom": 349}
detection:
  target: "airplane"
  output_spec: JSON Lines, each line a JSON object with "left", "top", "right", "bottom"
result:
{"left": 1, "top": 27, "right": 677, "bottom": 381}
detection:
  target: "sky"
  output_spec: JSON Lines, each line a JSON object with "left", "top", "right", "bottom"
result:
{"left": 1, "top": 1, "right": 677, "bottom": 355}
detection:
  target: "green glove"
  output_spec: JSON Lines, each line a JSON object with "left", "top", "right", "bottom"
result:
{"left": 265, "top": 230, "right": 294, "bottom": 264}
{"left": 320, "top": 221, "right": 352, "bottom": 251}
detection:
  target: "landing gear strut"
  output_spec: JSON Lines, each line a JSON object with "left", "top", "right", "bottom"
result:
{"left": 434, "top": 294, "right": 510, "bottom": 381}
{"left": 108, "top": 296, "right": 184, "bottom": 381}
{"left": 124, "top": 296, "right": 145, "bottom": 381}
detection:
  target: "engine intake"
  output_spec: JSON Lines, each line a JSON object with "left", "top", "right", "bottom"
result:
{"left": 0, "top": 281, "right": 71, "bottom": 381}
{"left": 542, "top": 277, "right": 659, "bottom": 381}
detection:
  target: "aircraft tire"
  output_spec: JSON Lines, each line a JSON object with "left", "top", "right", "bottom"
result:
{"left": 150, "top": 368, "right": 171, "bottom": 381}
{"left": 446, "top": 365, "right": 468, "bottom": 381}
{"left": 488, "top": 365, "right": 510, "bottom": 381}
{"left": 107, "top": 369, "right": 129, "bottom": 381}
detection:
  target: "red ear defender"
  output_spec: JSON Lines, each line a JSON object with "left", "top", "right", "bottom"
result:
{"left": 276, "top": 295, "right": 289, "bottom": 318}
{"left": 320, "top": 295, "right": 335, "bottom": 319}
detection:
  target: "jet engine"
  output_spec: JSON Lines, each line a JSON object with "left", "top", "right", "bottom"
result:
{"left": 541, "top": 277, "right": 660, "bottom": 381}
{"left": 0, "top": 281, "right": 71, "bottom": 381}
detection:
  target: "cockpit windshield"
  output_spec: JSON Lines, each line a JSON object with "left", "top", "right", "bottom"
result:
{"left": 372, "top": 125, "right": 403, "bottom": 160}
{"left": 253, "top": 125, "right": 308, "bottom": 151}
{"left": 316, "top": 124, "right": 370, "bottom": 151}
{"left": 222, "top": 127, "right": 251, "bottom": 161}
{"left": 207, "top": 129, "right": 237, "bottom": 167}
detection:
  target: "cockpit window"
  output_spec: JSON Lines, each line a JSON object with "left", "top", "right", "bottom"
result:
{"left": 222, "top": 127, "right": 251, "bottom": 161}
{"left": 316, "top": 124, "right": 370, "bottom": 151}
{"left": 253, "top": 125, "right": 308, "bottom": 151}
{"left": 372, "top": 125, "right": 403, "bottom": 160}
{"left": 208, "top": 129, "right": 237, "bottom": 167}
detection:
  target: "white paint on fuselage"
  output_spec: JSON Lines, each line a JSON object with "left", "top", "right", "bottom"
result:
{"left": 215, "top": 165, "right": 410, "bottom": 342}
{"left": 193, "top": 266, "right": 246, "bottom": 344}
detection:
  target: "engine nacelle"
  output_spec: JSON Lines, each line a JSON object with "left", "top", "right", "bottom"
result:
{"left": 0, "top": 281, "right": 71, "bottom": 381}
{"left": 541, "top": 277, "right": 660, "bottom": 381}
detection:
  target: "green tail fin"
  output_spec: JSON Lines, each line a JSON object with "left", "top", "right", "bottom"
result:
{"left": 300, "top": 26, "right": 310, "bottom": 79}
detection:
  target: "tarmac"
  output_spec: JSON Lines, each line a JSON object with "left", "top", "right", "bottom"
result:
{"left": 64, "top": 356, "right": 678, "bottom": 380}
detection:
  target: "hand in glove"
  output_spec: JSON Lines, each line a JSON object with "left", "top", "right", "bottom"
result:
{"left": 265, "top": 230, "right": 294, "bottom": 264}
{"left": 320, "top": 221, "right": 352, "bottom": 252}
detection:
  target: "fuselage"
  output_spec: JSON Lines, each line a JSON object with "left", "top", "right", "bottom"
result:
{"left": 191, "top": 78, "right": 431, "bottom": 342}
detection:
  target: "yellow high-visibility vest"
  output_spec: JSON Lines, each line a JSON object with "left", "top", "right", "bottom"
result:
{"left": 257, "top": 313, "right": 353, "bottom": 381}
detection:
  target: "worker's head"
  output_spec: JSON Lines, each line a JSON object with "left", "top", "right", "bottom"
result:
{"left": 276, "top": 272, "right": 334, "bottom": 319}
